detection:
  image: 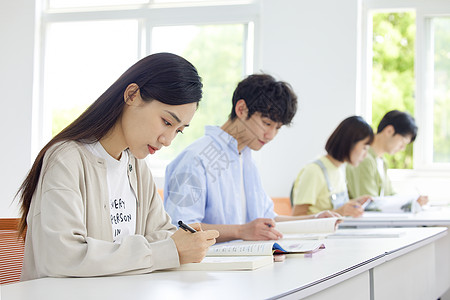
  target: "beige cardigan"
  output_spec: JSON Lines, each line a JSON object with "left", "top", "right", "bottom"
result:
{"left": 21, "top": 141, "right": 179, "bottom": 281}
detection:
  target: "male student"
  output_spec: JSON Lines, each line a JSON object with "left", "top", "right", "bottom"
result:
{"left": 164, "top": 74, "right": 339, "bottom": 243}
{"left": 346, "top": 110, "right": 428, "bottom": 209}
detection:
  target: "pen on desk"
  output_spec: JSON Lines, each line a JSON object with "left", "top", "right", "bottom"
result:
{"left": 360, "top": 199, "right": 371, "bottom": 210}
{"left": 178, "top": 220, "right": 197, "bottom": 233}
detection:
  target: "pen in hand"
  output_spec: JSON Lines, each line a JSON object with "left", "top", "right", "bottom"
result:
{"left": 360, "top": 199, "right": 372, "bottom": 210}
{"left": 178, "top": 220, "right": 197, "bottom": 233}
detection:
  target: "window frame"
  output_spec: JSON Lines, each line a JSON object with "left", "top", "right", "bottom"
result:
{"left": 35, "top": 0, "right": 261, "bottom": 179}
{"left": 360, "top": 0, "right": 450, "bottom": 171}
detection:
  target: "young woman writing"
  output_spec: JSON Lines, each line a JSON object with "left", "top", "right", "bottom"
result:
{"left": 17, "top": 53, "right": 219, "bottom": 281}
{"left": 292, "top": 116, "right": 374, "bottom": 217}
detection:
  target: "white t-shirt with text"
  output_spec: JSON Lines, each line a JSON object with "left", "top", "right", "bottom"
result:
{"left": 85, "top": 142, "right": 137, "bottom": 243}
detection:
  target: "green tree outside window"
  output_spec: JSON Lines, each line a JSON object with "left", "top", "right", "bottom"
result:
{"left": 52, "top": 24, "right": 246, "bottom": 164}
{"left": 372, "top": 12, "right": 415, "bottom": 169}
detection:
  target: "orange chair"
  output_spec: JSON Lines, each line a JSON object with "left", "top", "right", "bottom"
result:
{"left": 158, "top": 189, "right": 164, "bottom": 201}
{"left": 0, "top": 218, "right": 25, "bottom": 285}
{"left": 272, "top": 197, "right": 292, "bottom": 216}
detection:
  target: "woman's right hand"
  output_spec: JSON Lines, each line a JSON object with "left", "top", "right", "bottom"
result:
{"left": 417, "top": 195, "right": 429, "bottom": 206}
{"left": 334, "top": 201, "right": 364, "bottom": 218}
{"left": 170, "top": 223, "right": 219, "bottom": 264}
{"left": 239, "top": 218, "right": 283, "bottom": 241}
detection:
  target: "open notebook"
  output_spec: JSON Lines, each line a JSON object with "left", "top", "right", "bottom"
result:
{"left": 175, "top": 240, "right": 325, "bottom": 271}
{"left": 327, "top": 228, "right": 406, "bottom": 239}
{"left": 275, "top": 217, "right": 341, "bottom": 240}
{"left": 364, "top": 195, "right": 422, "bottom": 213}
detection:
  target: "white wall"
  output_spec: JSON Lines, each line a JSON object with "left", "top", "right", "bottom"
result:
{"left": 0, "top": 0, "right": 362, "bottom": 216}
{"left": 0, "top": 1, "right": 36, "bottom": 217}
{"left": 258, "top": 0, "right": 360, "bottom": 197}
{"left": 4, "top": 0, "right": 440, "bottom": 216}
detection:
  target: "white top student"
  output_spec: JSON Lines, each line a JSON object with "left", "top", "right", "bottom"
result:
{"left": 164, "top": 74, "right": 339, "bottom": 243}
{"left": 16, "top": 53, "right": 219, "bottom": 281}
{"left": 291, "top": 116, "right": 373, "bottom": 217}
{"left": 346, "top": 110, "right": 428, "bottom": 211}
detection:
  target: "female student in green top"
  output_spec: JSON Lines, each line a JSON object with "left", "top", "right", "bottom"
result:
{"left": 291, "top": 116, "right": 374, "bottom": 217}
{"left": 346, "top": 110, "right": 428, "bottom": 211}
{"left": 16, "top": 53, "right": 219, "bottom": 281}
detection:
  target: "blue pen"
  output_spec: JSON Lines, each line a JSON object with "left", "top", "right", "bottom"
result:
{"left": 178, "top": 220, "right": 197, "bottom": 233}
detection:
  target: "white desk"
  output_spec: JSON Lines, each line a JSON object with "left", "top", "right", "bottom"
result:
{"left": 341, "top": 207, "right": 450, "bottom": 228}
{"left": 341, "top": 207, "right": 450, "bottom": 299}
{"left": 1, "top": 227, "right": 446, "bottom": 300}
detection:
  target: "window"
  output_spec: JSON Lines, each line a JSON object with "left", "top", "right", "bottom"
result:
{"left": 371, "top": 11, "right": 416, "bottom": 169}
{"left": 48, "top": 0, "right": 147, "bottom": 9}
{"left": 47, "top": 0, "right": 234, "bottom": 9}
{"left": 38, "top": 1, "right": 258, "bottom": 175}
{"left": 361, "top": 0, "right": 450, "bottom": 170}
{"left": 150, "top": 24, "right": 249, "bottom": 162}
{"left": 431, "top": 17, "right": 450, "bottom": 163}
{"left": 44, "top": 20, "right": 139, "bottom": 138}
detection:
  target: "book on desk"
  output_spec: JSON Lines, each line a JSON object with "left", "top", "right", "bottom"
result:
{"left": 275, "top": 217, "right": 340, "bottom": 235}
{"left": 364, "top": 195, "right": 422, "bottom": 213}
{"left": 174, "top": 218, "right": 340, "bottom": 271}
{"left": 327, "top": 228, "right": 406, "bottom": 238}
{"left": 175, "top": 240, "right": 326, "bottom": 271}
{"left": 275, "top": 217, "right": 341, "bottom": 240}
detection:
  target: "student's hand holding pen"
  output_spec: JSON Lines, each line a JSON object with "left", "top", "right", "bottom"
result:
{"left": 417, "top": 195, "right": 429, "bottom": 206}
{"left": 239, "top": 218, "right": 283, "bottom": 241}
{"left": 171, "top": 222, "right": 219, "bottom": 264}
{"left": 354, "top": 195, "right": 373, "bottom": 207}
{"left": 334, "top": 201, "right": 364, "bottom": 218}
{"left": 415, "top": 187, "right": 429, "bottom": 207}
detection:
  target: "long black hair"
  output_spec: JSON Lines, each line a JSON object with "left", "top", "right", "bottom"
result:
{"left": 16, "top": 52, "right": 203, "bottom": 237}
